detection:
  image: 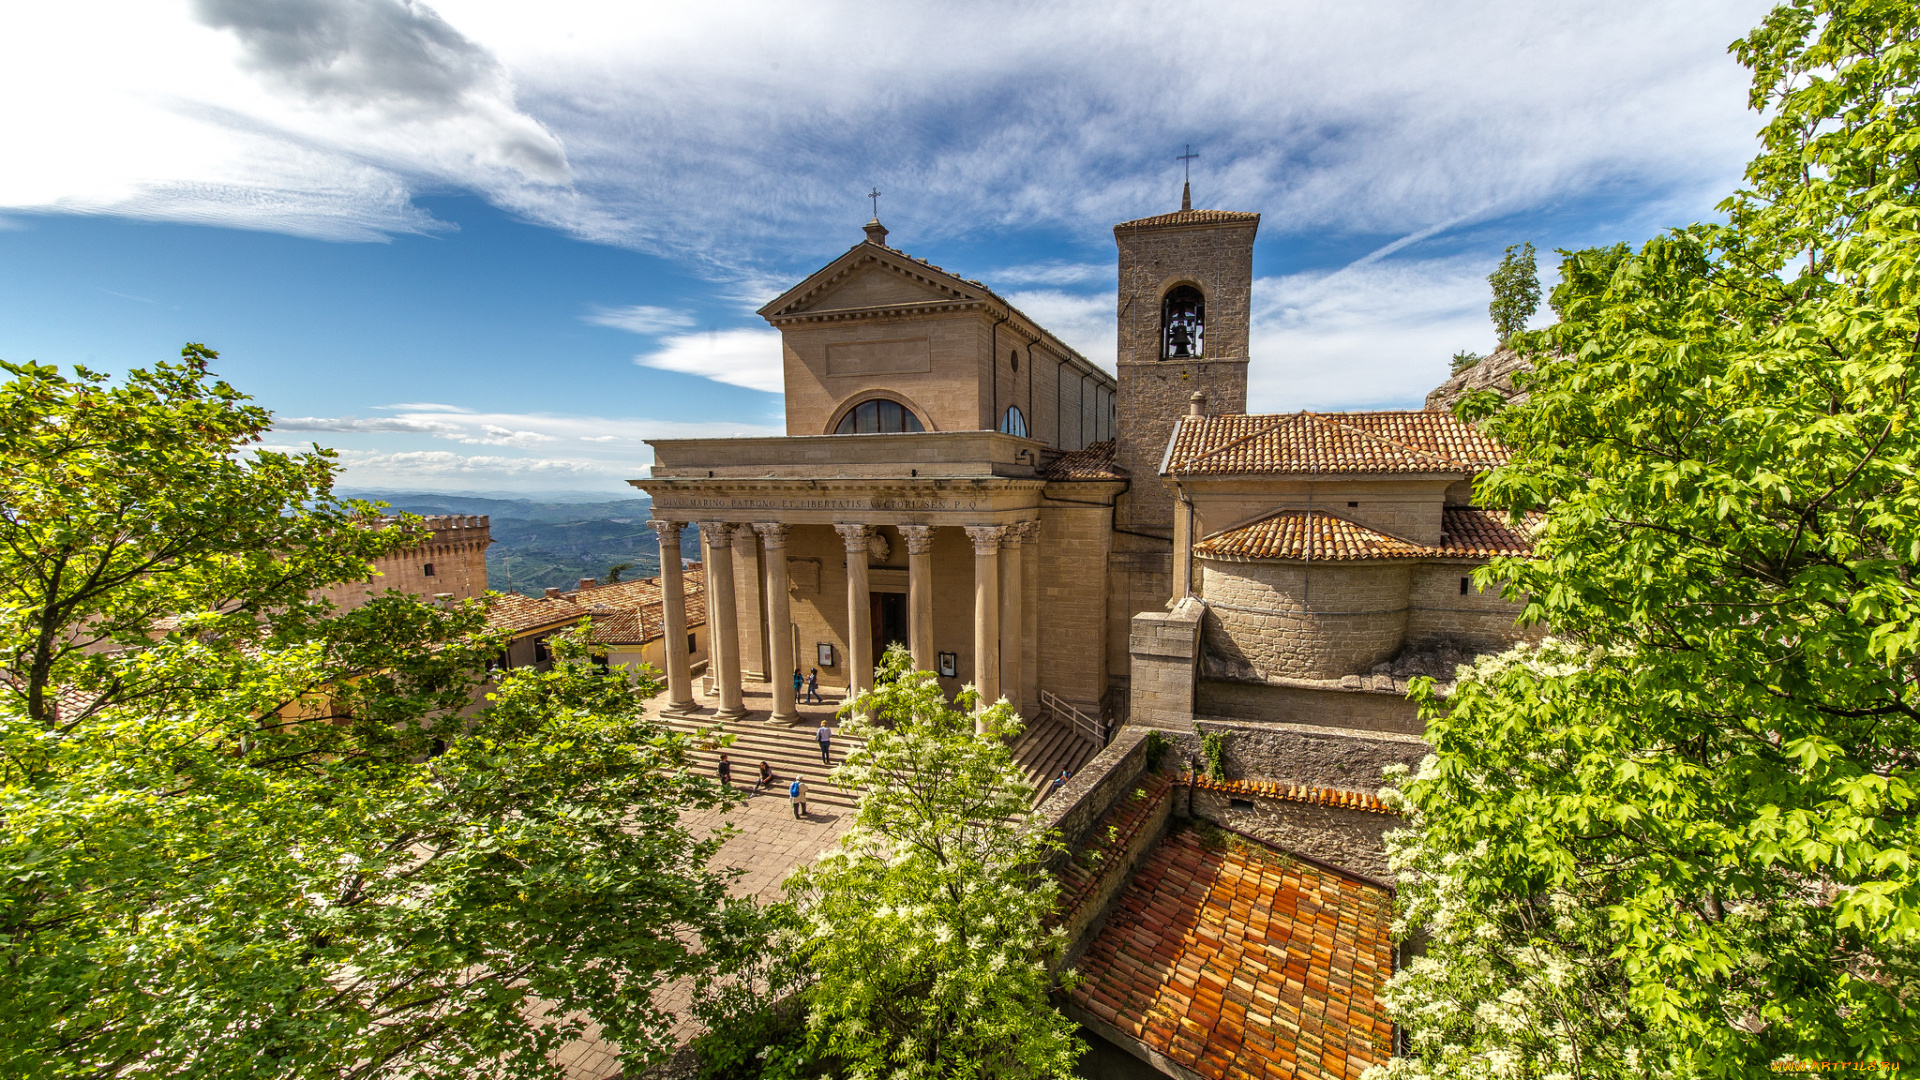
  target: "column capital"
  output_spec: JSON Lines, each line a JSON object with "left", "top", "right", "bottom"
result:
{"left": 650, "top": 518, "right": 689, "bottom": 541}
{"left": 899, "top": 524, "right": 936, "bottom": 556}
{"left": 1015, "top": 519, "right": 1043, "bottom": 544}
{"left": 696, "top": 520, "right": 738, "bottom": 543}
{"left": 833, "top": 522, "right": 873, "bottom": 552}
{"left": 963, "top": 524, "right": 1005, "bottom": 552}
{"left": 753, "top": 521, "right": 791, "bottom": 548}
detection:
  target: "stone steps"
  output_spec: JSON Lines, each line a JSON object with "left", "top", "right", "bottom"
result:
{"left": 658, "top": 713, "right": 866, "bottom": 810}
{"left": 659, "top": 705, "right": 1101, "bottom": 814}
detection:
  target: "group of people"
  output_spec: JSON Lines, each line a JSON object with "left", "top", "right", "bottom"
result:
{"left": 793, "top": 666, "right": 822, "bottom": 704}
{"left": 713, "top": 718, "right": 837, "bottom": 819}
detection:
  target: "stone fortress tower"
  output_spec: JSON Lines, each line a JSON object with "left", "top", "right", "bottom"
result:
{"left": 1112, "top": 186, "right": 1259, "bottom": 534}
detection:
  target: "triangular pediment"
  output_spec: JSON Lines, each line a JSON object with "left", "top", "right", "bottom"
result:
{"left": 759, "top": 245, "right": 990, "bottom": 321}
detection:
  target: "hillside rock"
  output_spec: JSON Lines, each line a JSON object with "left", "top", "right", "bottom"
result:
{"left": 1425, "top": 346, "right": 1533, "bottom": 413}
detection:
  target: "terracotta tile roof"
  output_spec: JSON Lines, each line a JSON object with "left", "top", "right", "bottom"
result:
{"left": 1164, "top": 411, "right": 1509, "bottom": 476}
{"left": 484, "top": 592, "right": 586, "bottom": 635}
{"left": 1115, "top": 209, "right": 1262, "bottom": 230}
{"left": 1187, "top": 774, "right": 1397, "bottom": 816}
{"left": 1043, "top": 439, "right": 1126, "bottom": 480}
{"left": 1072, "top": 828, "right": 1394, "bottom": 1079}
{"left": 1439, "top": 507, "right": 1542, "bottom": 558}
{"left": 569, "top": 568, "right": 708, "bottom": 646}
{"left": 1196, "top": 510, "right": 1429, "bottom": 562}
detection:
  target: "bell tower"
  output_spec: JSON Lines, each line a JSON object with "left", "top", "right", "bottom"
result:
{"left": 1112, "top": 201, "right": 1260, "bottom": 532}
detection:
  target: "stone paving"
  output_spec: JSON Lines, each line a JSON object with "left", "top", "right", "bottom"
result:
{"left": 549, "top": 688, "right": 856, "bottom": 1080}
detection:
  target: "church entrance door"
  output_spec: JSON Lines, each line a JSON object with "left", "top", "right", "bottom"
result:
{"left": 870, "top": 592, "right": 908, "bottom": 667}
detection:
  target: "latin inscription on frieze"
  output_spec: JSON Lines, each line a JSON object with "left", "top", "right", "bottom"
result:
{"left": 669, "top": 496, "right": 984, "bottom": 512}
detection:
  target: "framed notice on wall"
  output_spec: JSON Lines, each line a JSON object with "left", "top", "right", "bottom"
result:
{"left": 817, "top": 642, "right": 835, "bottom": 667}
{"left": 937, "top": 651, "right": 957, "bottom": 678}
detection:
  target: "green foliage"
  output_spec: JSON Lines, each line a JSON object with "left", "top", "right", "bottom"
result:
{"left": 1487, "top": 242, "right": 1540, "bottom": 344}
{"left": 1381, "top": 3, "right": 1920, "bottom": 1073}
{"left": 1143, "top": 730, "right": 1170, "bottom": 772}
{"left": 604, "top": 561, "right": 636, "bottom": 584}
{"left": 781, "top": 644, "right": 1081, "bottom": 1079}
{"left": 0, "top": 349, "right": 747, "bottom": 1078}
{"left": 1448, "top": 349, "right": 1485, "bottom": 375}
{"left": 1199, "top": 729, "right": 1227, "bottom": 781}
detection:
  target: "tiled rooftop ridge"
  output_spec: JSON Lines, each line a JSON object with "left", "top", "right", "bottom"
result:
{"left": 1198, "top": 506, "right": 1539, "bottom": 563}
{"left": 1165, "top": 409, "right": 1509, "bottom": 476}
{"left": 1184, "top": 774, "right": 1398, "bottom": 816}
{"left": 1115, "top": 208, "right": 1262, "bottom": 230}
{"left": 1069, "top": 826, "right": 1395, "bottom": 1080}
{"left": 1043, "top": 439, "right": 1126, "bottom": 480}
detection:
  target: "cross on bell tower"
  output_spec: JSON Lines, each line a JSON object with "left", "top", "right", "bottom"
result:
{"left": 1177, "top": 145, "right": 1198, "bottom": 211}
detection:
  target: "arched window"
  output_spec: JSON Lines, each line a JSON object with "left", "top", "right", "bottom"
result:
{"left": 1161, "top": 284, "right": 1204, "bottom": 359}
{"left": 834, "top": 398, "right": 926, "bottom": 434}
{"left": 999, "top": 405, "right": 1027, "bottom": 437}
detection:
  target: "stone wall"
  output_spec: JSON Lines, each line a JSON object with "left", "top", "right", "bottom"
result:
{"left": 1127, "top": 598, "right": 1204, "bottom": 731}
{"left": 1037, "top": 489, "right": 1121, "bottom": 712}
{"left": 1195, "top": 678, "right": 1424, "bottom": 736}
{"left": 1199, "top": 559, "right": 1410, "bottom": 681}
{"left": 1174, "top": 719, "right": 1428, "bottom": 792}
{"left": 1106, "top": 536, "right": 1173, "bottom": 705}
{"left": 1187, "top": 784, "right": 1400, "bottom": 883}
{"left": 1404, "top": 563, "right": 1541, "bottom": 654}
{"left": 316, "top": 515, "right": 490, "bottom": 611}
{"left": 1115, "top": 357, "right": 1249, "bottom": 531}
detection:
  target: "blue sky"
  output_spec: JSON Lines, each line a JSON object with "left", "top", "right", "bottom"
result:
{"left": 0, "top": 0, "right": 1775, "bottom": 493}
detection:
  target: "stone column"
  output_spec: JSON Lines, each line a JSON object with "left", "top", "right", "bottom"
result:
{"left": 835, "top": 523, "right": 874, "bottom": 705}
{"left": 731, "top": 527, "right": 767, "bottom": 681}
{"left": 964, "top": 525, "right": 1003, "bottom": 719}
{"left": 651, "top": 519, "right": 693, "bottom": 711}
{"left": 755, "top": 523, "right": 797, "bottom": 723}
{"left": 1018, "top": 520, "right": 1041, "bottom": 713}
{"left": 999, "top": 522, "right": 1025, "bottom": 718}
{"left": 900, "top": 525, "right": 937, "bottom": 674}
{"left": 699, "top": 522, "right": 747, "bottom": 719}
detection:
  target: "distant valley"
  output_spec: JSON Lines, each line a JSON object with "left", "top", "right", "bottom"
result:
{"left": 342, "top": 490, "right": 698, "bottom": 596}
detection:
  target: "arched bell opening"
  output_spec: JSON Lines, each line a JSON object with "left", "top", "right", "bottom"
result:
{"left": 1161, "top": 284, "right": 1205, "bottom": 359}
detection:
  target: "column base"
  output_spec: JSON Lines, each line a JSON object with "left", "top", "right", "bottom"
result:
{"left": 768, "top": 710, "right": 801, "bottom": 724}
{"left": 714, "top": 707, "right": 750, "bottom": 721}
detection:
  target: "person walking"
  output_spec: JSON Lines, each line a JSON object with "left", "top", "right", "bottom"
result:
{"left": 789, "top": 776, "right": 808, "bottom": 818}
{"left": 816, "top": 720, "right": 833, "bottom": 766}
{"left": 792, "top": 667, "right": 803, "bottom": 704}
{"left": 716, "top": 753, "right": 732, "bottom": 790}
{"left": 805, "top": 667, "right": 821, "bottom": 705}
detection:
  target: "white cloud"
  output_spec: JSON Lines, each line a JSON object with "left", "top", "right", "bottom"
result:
{"left": 990, "top": 262, "right": 1106, "bottom": 287}
{"left": 1003, "top": 289, "right": 1115, "bottom": 372}
{"left": 1, "top": 0, "right": 1771, "bottom": 262}
{"left": 633, "top": 328, "right": 784, "bottom": 394}
{"left": 273, "top": 407, "right": 782, "bottom": 445}
{"left": 582, "top": 303, "right": 697, "bottom": 334}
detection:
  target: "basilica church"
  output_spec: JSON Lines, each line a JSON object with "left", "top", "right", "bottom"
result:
{"left": 631, "top": 187, "right": 1538, "bottom": 746}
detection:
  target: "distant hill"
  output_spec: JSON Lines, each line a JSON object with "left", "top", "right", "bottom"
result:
{"left": 342, "top": 491, "right": 698, "bottom": 596}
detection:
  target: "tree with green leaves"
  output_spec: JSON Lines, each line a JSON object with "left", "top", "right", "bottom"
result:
{"left": 1448, "top": 349, "right": 1485, "bottom": 375}
{"left": 778, "top": 645, "right": 1081, "bottom": 1079}
{"left": 0, "top": 347, "right": 747, "bottom": 1078}
{"left": 1379, "top": 2, "right": 1920, "bottom": 1074}
{"left": 604, "top": 562, "right": 636, "bottom": 584}
{"left": 1487, "top": 241, "right": 1540, "bottom": 344}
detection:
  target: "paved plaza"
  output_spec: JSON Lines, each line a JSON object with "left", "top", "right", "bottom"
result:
{"left": 550, "top": 690, "right": 856, "bottom": 1080}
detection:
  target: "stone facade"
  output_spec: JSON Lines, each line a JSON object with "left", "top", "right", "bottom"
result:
{"left": 1199, "top": 559, "right": 1413, "bottom": 682}
{"left": 315, "top": 515, "right": 490, "bottom": 611}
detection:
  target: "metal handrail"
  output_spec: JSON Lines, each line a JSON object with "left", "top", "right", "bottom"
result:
{"left": 1040, "top": 689, "right": 1105, "bottom": 746}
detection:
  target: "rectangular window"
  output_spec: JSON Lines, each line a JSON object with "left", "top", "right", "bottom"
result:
{"left": 1229, "top": 798, "right": 1255, "bottom": 811}
{"left": 534, "top": 637, "right": 550, "bottom": 664}
{"left": 1460, "top": 577, "right": 1470, "bottom": 595}
{"left": 1347, "top": 501, "right": 1358, "bottom": 508}
{"left": 688, "top": 633, "right": 697, "bottom": 655}
{"left": 423, "top": 563, "right": 436, "bottom": 577}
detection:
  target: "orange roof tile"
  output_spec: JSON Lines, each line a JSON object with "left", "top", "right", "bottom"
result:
{"left": 1195, "top": 511, "right": 1428, "bottom": 562}
{"left": 1044, "top": 439, "right": 1127, "bottom": 480}
{"left": 483, "top": 592, "right": 586, "bottom": 635}
{"left": 1164, "top": 411, "right": 1509, "bottom": 476}
{"left": 1071, "top": 828, "right": 1394, "bottom": 1080}
{"left": 1439, "top": 507, "right": 1541, "bottom": 558}
{"left": 1115, "top": 209, "right": 1262, "bottom": 230}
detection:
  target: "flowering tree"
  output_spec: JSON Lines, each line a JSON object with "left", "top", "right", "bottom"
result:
{"left": 0, "top": 349, "right": 746, "bottom": 1078}
{"left": 1377, "top": 2, "right": 1920, "bottom": 1073}
{"left": 781, "top": 646, "right": 1081, "bottom": 1079}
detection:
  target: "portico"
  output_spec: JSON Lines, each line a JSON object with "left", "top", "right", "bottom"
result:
{"left": 635, "top": 433, "right": 1045, "bottom": 719}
